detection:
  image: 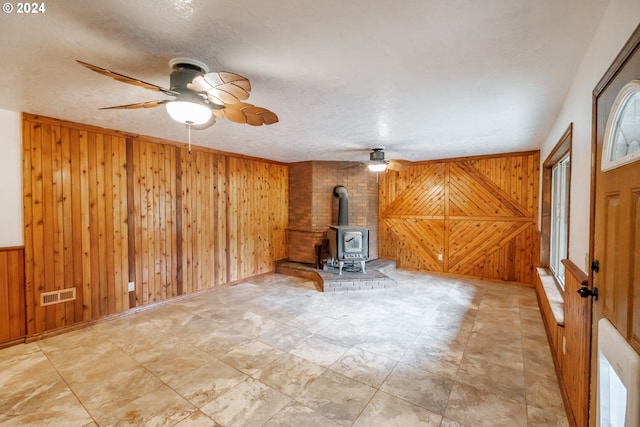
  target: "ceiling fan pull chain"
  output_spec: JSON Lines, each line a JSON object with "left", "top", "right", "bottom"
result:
{"left": 187, "top": 122, "right": 192, "bottom": 154}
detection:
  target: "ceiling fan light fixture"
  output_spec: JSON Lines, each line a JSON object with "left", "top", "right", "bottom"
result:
{"left": 165, "top": 100, "right": 212, "bottom": 125}
{"left": 368, "top": 163, "right": 387, "bottom": 172}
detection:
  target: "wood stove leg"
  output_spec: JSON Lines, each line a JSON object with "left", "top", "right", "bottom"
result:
{"left": 361, "top": 260, "right": 366, "bottom": 273}
{"left": 338, "top": 261, "right": 344, "bottom": 275}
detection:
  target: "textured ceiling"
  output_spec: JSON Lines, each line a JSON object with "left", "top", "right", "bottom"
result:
{"left": 0, "top": 0, "right": 608, "bottom": 163}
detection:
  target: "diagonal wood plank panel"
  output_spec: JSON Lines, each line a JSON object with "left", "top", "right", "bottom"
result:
{"left": 382, "top": 164, "right": 445, "bottom": 217}
{"left": 384, "top": 218, "right": 445, "bottom": 271}
{"left": 448, "top": 220, "right": 531, "bottom": 274}
{"left": 380, "top": 152, "right": 539, "bottom": 283}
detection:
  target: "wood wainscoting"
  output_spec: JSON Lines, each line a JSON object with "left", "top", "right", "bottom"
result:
{"left": 22, "top": 114, "right": 288, "bottom": 336}
{"left": 536, "top": 260, "right": 590, "bottom": 427}
{"left": 379, "top": 151, "right": 539, "bottom": 284}
{"left": 0, "top": 246, "right": 26, "bottom": 345}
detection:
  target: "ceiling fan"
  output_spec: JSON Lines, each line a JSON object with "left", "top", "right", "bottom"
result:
{"left": 366, "top": 148, "right": 412, "bottom": 172}
{"left": 76, "top": 58, "right": 278, "bottom": 129}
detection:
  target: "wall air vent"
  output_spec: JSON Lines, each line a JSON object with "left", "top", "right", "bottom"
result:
{"left": 40, "top": 287, "right": 76, "bottom": 306}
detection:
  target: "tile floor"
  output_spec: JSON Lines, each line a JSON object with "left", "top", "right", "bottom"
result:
{"left": 0, "top": 270, "right": 569, "bottom": 426}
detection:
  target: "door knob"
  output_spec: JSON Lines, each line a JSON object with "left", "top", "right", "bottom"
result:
{"left": 578, "top": 286, "right": 598, "bottom": 301}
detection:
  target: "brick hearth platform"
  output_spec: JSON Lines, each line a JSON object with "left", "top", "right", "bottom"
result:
{"left": 275, "top": 259, "right": 397, "bottom": 292}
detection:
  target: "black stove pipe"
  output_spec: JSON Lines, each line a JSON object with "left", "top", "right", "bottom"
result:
{"left": 333, "top": 185, "right": 349, "bottom": 226}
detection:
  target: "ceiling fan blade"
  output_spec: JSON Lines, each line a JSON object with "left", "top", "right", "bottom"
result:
{"left": 190, "top": 72, "right": 251, "bottom": 105}
{"left": 387, "top": 159, "right": 412, "bottom": 171}
{"left": 220, "top": 103, "right": 279, "bottom": 126}
{"left": 99, "top": 100, "right": 169, "bottom": 110}
{"left": 77, "top": 60, "right": 178, "bottom": 96}
{"left": 337, "top": 161, "right": 365, "bottom": 170}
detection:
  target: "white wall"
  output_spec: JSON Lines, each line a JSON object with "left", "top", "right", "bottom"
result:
{"left": 0, "top": 109, "right": 23, "bottom": 247}
{"left": 540, "top": 0, "right": 640, "bottom": 272}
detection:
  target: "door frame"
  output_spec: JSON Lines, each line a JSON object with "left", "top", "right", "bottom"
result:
{"left": 589, "top": 23, "right": 640, "bottom": 427}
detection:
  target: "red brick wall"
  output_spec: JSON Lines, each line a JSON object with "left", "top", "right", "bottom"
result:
{"left": 287, "top": 161, "right": 379, "bottom": 263}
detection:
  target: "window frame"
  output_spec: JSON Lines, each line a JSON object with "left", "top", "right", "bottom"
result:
{"left": 541, "top": 123, "right": 572, "bottom": 289}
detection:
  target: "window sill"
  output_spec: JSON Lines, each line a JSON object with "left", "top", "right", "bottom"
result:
{"left": 536, "top": 267, "right": 565, "bottom": 327}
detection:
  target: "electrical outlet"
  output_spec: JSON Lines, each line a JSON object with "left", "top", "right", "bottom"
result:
{"left": 438, "top": 253, "right": 443, "bottom": 261}
{"left": 128, "top": 281, "right": 135, "bottom": 292}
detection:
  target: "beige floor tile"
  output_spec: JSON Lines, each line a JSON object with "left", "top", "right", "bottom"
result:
{"left": 401, "top": 339, "right": 465, "bottom": 379}
{"left": 0, "top": 272, "right": 568, "bottom": 427}
{"left": 456, "top": 353, "right": 526, "bottom": 402}
{"left": 94, "top": 384, "right": 196, "bottom": 426}
{"left": 444, "top": 381, "right": 527, "bottom": 427}
{"left": 219, "top": 340, "right": 286, "bottom": 375}
{"left": 286, "top": 311, "right": 338, "bottom": 333}
{"left": 297, "top": 369, "right": 377, "bottom": 426}
{"left": 354, "top": 331, "right": 414, "bottom": 361}
{"left": 139, "top": 341, "right": 216, "bottom": 383}
{"left": 440, "top": 417, "right": 470, "bottom": 426}
{"left": 0, "top": 377, "right": 92, "bottom": 425}
{"left": 257, "top": 323, "right": 314, "bottom": 351}
{"left": 525, "top": 370, "right": 566, "bottom": 413}
{"left": 290, "top": 334, "right": 350, "bottom": 367}
{"left": 329, "top": 347, "right": 397, "bottom": 387}
{"left": 70, "top": 365, "right": 164, "bottom": 419}
{"left": 464, "top": 332, "right": 524, "bottom": 372}
{"left": 264, "top": 402, "right": 342, "bottom": 427}
{"left": 253, "top": 353, "right": 326, "bottom": 397}
{"left": 380, "top": 362, "right": 455, "bottom": 414}
{"left": 173, "top": 410, "right": 221, "bottom": 426}
{"left": 168, "top": 359, "right": 249, "bottom": 408}
{"left": 353, "top": 391, "right": 442, "bottom": 426}
{"left": 200, "top": 377, "right": 291, "bottom": 427}
{"left": 527, "top": 404, "right": 570, "bottom": 427}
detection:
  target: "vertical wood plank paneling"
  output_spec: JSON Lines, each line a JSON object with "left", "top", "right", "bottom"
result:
{"left": 22, "top": 121, "right": 34, "bottom": 334}
{"left": 0, "top": 248, "right": 26, "bottom": 343}
{"left": 7, "top": 249, "right": 26, "bottom": 339}
{"left": 381, "top": 152, "right": 538, "bottom": 283}
{"left": 23, "top": 118, "right": 130, "bottom": 334}
{"left": 220, "top": 155, "right": 229, "bottom": 284}
{"left": 0, "top": 251, "right": 10, "bottom": 340}
{"left": 561, "top": 260, "right": 590, "bottom": 427}
{"left": 227, "top": 157, "right": 238, "bottom": 282}
{"left": 126, "top": 138, "right": 136, "bottom": 309}
{"left": 104, "top": 135, "right": 116, "bottom": 314}
{"left": 22, "top": 115, "right": 288, "bottom": 336}
{"left": 31, "top": 122, "right": 45, "bottom": 333}
{"left": 41, "top": 124, "right": 56, "bottom": 331}
{"left": 96, "top": 134, "right": 109, "bottom": 316}
{"left": 78, "top": 130, "right": 91, "bottom": 321}
{"left": 175, "top": 147, "right": 183, "bottom": 296}
{"left": 61, "top": 128, "right": 74, "bottom": 324}
{"left": 132, "top": 140, "right": 179, "bottom": 304}
{"left": 51, "top": 125, "right": 65, "bottom": 327}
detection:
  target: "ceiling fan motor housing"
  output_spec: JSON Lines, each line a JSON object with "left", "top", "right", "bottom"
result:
{"left": 370, "top": 148, "right": 385, "bottom": 162}
{"left": 169, "top": 59, "right": 207, "bottom": 92}
{"left": 167, "top": 58, "right": 222, "bottom": 110}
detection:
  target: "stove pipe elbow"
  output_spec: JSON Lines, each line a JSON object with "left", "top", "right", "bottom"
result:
{"left": 333, "top": 185, "right": 349, "bottom": 226}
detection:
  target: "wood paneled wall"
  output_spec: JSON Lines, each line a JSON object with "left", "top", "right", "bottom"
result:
{"left": 23, "top": 121, "right": 129, "bottom": 332}
{"left": 561, "top": 260, "right": 590, "bottom": 427}
{"left": 0, "top": 247, "right": 25, "bottom": 343}
{"left": 379, "top": 151, "right": 539, "bottom": 283}
{"left": 536, "top": 262, "right": 591, "bottom": 427}
{"left": 23, "top": 114, "right": 287, "bottom": 335}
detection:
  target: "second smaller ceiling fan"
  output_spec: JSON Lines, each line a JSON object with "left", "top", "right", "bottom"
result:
{"left": 366, "top": 148, "right": 412, "bottom": 171}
